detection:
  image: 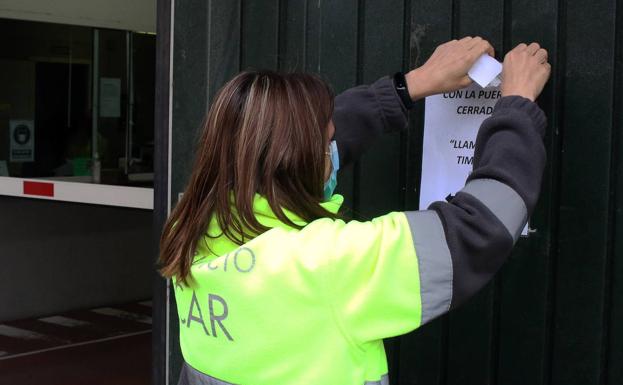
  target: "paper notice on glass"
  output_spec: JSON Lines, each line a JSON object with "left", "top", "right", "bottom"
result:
{"left": 10, "top": 119, "right": 35, "bottom": 162}
{"left": 100, "top": 77, "right": 121, "bottom": 118}
{"left": 0, "top": 160, "right": 8, "bottom": 176}
{"left": 420, "top": 83, "right": 529, "bottom": 236}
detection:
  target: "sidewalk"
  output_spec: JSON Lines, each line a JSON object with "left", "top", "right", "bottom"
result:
{"left": 0, "top": 301, "right": 152, "bottom": 384}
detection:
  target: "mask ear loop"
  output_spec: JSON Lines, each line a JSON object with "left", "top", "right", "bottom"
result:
{"left": 329, "top": 140, "right": 340, "bottom": 171}
{"left": 324, "top": 141, "right": 335, "bottom": 178}
{"left": 324, "top": 143, "right": 333, "bottom": 181}
{"left": 322, "top": 141, "right": 340, "bottom": 201}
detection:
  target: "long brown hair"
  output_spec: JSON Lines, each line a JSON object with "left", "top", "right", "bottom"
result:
{"left": 159, "top": 71, "right": 337, "bottom": 284}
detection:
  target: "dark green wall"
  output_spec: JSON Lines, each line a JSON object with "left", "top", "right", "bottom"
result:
{"left": 160, "top": 0, "right": 623, "bottom": 384}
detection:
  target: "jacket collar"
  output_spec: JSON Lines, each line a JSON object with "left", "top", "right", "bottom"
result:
{"left": 198, "top": 194, "right": 344, "bottom": 257}
{"left": 252, "top": 193, "right": 344, "bottom": 229}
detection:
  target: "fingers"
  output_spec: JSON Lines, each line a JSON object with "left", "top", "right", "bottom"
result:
{"left": 521, "top": 42, "right": 549, "bottom": 65}
{"left": 526, "top": 42, "right": 541, "bottom": 55}
{"left": 466, "top": 36, "right": 495, "bottom": 56}
{"left": 508, "top": 42, "right": 548, "bottom": 63}
{"left": 477, "top": 40, "right": 495, "bottom": 57}
{"left": 465, "top": 36, "right": 482, "bottom": 49}
{"left": 467, "top": 40, "right": 495, "bottom": 60}
{"left": 459, "top": 75, "right": 473, "bottom": 88}
{"left": 450, "top": 36, "right": 495, "bottom": 57}
{"left": 458, "top": 39, "right": 545, "bottom": 60}
{"left": 535, "top": 48, "right": 548, "bottom": 64}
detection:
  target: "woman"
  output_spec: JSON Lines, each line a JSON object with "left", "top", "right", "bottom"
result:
{"left": 159, "top": 37, "right": 550, "bottom": 385}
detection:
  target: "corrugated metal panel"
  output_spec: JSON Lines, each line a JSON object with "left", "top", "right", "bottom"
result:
{"left": 161, "top": 0, "right": 623, "bottom": 384}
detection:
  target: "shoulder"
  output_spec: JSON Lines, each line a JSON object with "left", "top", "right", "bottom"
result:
{"left": 301, "top": 211, "right": 409, "bottom": 234}
{"left": 294, "top": 212, "right": 412, "bottom": 255}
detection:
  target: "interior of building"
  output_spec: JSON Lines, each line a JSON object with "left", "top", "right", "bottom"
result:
{"left": 0, "top": 1, "right": 156, "bottom": 383}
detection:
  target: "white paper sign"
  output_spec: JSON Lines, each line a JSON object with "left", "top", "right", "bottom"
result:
{"left": 420, "top": 84, "right": 529, "bottom": 236}
{"left": 10, "top": 119, "right": 35, "bottom": 162}
{"left": 100, "top": 77, "right": 121, "bottom": 118}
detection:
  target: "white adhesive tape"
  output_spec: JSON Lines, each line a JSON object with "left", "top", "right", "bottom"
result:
{"left": 468, "top": 54, "right": 503, "bottom": 88}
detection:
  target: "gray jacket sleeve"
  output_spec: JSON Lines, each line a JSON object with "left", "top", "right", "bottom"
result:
{"left": 403, "top": 96, "right": 547, "bottom": 325}
{"left": 332, "top": 76, "right": 409, "bottom": 167}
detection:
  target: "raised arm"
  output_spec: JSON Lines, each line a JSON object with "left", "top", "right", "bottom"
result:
{"left": 309, "top": 84, "right": 549, "bottom": 343}
{"left": 332, "top": 77, "right": 409, "bottom": 167}
{"left": 314, "top": 42, "right": 551, "bottom": 342}
{"left": 404, "top": 42, "right": 551, "bottom": 322}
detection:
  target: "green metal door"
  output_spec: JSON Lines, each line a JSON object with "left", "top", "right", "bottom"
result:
{"left": 154, "top": 1, "right": 623, "bottom": 384}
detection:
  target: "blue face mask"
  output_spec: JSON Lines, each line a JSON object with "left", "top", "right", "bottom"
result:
{"left": 323, "top": 140, "right": 340, "bottom": 201}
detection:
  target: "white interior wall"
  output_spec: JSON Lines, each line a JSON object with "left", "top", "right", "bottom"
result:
{"left": 0, "top": 0, "right": 155, "bottom": 32}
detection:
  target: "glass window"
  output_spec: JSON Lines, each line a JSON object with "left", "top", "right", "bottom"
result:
{"left": 0, "top": 18, "right": 155, "bottom": 188}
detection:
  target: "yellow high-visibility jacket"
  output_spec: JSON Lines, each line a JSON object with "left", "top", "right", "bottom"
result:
{"left": 173, "top": 77, "right": 547, "bottom": 385}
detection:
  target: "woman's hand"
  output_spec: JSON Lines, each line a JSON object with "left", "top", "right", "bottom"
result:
{"left": 501, "top": 43, "right": 551, "bottom": 102}
{"left": 405, "top": 36, "right": 495, "bottom": 101}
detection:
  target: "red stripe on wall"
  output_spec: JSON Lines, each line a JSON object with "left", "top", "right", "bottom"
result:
{"left": 23, "top": 181, "right": 54, "bottom": 197}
